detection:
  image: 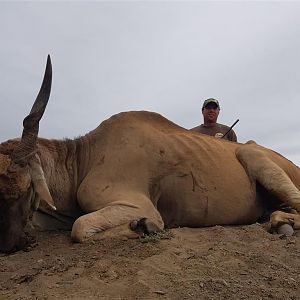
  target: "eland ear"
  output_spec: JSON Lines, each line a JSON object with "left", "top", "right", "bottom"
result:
{"left": 29, "top": 155, "right": 56, "bottom": 211}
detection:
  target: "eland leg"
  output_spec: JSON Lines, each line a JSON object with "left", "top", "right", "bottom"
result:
{"left": 236, "top": 145, "right": 300, "bottom": 212}
{"left": 236, "top": 144, "right": 300, "bottom": 234}
{"left": 71, "top": 193, "right": 164, "bottom": 243}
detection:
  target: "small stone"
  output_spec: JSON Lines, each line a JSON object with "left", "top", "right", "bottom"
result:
{"left": 222, "top": 279, "right": 229, "bottom": 286}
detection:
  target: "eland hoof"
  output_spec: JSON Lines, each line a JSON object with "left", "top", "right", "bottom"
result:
{"left": 277, "top": 223, "right": 294, "bottom": 237}
{"left": 130, "top": 218, "right": 161, "bottom": 234}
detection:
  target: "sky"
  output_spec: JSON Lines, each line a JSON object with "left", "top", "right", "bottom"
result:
{"left": 0, "top": 1, "right": 300, "bottom": 165}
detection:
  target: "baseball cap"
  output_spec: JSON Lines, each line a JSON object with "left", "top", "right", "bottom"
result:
{"left": 202, "top": 98, "right": 220, "bottom": 110}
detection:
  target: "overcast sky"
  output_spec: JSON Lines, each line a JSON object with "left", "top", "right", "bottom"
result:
{"left": 1, "top": 1, "right": 300, "bottom": 165}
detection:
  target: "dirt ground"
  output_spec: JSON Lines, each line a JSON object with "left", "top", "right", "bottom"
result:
{"left": 0, "top": 224, "right": 299, "bottom": 300}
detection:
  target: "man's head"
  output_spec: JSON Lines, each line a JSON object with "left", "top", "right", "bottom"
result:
{"left": 202, "top": 98, "right": 220, "bottom": 124}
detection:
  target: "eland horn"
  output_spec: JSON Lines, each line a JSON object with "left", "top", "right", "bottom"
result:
{"left": 11, "top": 55, "right": 52, "bottom": 164}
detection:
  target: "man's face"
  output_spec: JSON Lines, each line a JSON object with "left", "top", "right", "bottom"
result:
{"left": 202, "top": 103, "right": 220, "bottom": 123}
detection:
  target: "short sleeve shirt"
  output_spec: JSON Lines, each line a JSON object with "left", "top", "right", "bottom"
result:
{"left": 190, "top": 123, "right": 237, "bottom": 142}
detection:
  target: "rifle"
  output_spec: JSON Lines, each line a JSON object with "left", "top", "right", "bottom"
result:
{"left": 221, "top": 119, "right": 239, "bottom": 139}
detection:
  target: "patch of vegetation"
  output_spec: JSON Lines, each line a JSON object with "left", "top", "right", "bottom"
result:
{"left": 139, "top": 229, "right": 174, "bottom": 243}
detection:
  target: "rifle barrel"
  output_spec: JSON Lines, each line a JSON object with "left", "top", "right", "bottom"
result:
{"left": 221, "top": 119, "right": 239, "bottom": 139}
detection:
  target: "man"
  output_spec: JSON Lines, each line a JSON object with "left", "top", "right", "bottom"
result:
{"left": 190, "top": 98, "right": 237, "bottom": 142}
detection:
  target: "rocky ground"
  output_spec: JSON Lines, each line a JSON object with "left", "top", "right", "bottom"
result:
{"left": 0, "top": 224, "right": 299, "bottom": 300}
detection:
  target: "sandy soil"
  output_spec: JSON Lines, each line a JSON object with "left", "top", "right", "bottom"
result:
{"left": 0, "top": 224, "right": 299, "bottom": 300}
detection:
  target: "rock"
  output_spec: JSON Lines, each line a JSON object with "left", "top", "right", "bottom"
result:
{"left": 154, "top": 290, "right": 166, "bottom": 295}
